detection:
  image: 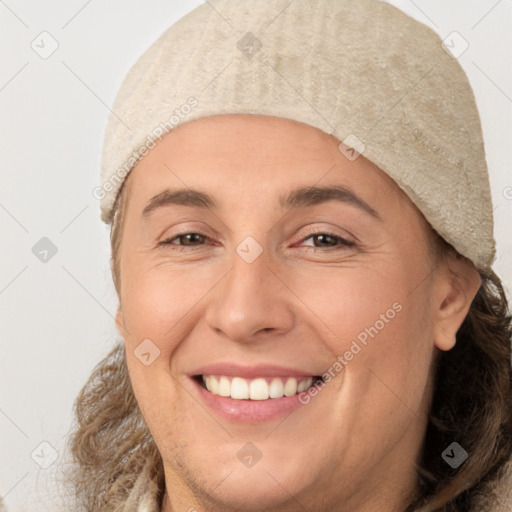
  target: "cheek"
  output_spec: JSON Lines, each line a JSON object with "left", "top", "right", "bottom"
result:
{"left": 304, "top": 265, "right": 434, "bottom": 401}
{"left": 292, "top": 264, "right": 409, "bottom": 348}
{"left": 120, "top": 262, "right": 198, "bottom": 344}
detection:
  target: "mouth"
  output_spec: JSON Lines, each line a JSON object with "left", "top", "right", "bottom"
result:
{"left": 188, "top": 363, "right": 329, "bottom": 422}
{"left": 192, "top": 374, "right": 324, "bottom": 400}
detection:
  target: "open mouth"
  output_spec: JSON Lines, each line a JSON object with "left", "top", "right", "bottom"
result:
{"left": 193, "top": 374, "right": 324, "bottom": 400}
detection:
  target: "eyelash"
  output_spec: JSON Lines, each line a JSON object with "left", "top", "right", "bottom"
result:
{"left": 158, "top": 230, "right": 356, "bottom": 251}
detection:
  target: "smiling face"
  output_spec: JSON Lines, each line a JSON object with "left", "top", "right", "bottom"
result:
{"left": 113, "top": 114, "right": 477, "bottom": 512}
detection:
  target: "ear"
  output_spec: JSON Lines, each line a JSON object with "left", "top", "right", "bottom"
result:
{"left": 115, "top": 306, "right": 127, "bottom": 338}
{"left": 432, "top": 256, "right": 482, "bottom": 351}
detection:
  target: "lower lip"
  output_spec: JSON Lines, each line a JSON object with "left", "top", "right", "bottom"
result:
{"left": 191, "top": 377, "right": 310, "bottom": 423}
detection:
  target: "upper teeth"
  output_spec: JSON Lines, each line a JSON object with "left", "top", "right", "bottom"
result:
{"left": 202, "top": 375, "right": 314, "bottom": 400}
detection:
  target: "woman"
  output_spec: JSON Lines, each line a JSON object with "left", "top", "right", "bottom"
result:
{"left": 66, "top": 0, "right": 512, "bottom": 510}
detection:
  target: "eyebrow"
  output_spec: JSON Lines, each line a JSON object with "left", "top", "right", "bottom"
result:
{"left": 141, "top": 185, "right": 382, "bottom": 221}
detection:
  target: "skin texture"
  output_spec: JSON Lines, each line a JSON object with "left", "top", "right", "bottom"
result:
{"left": 114, "top": 114, "right": 481, "bottom": 512}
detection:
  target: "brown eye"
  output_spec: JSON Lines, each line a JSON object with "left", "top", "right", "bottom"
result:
{"left": 159, "top": 233, "right": 208, "bottom": 247}
{"left": 310, "top": 234, "right": 338, "bottom": 247}
{"left": 301, "top": 232, "right": 355, "bottom": 249}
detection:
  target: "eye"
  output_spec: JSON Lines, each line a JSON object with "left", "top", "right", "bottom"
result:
{"left": 159, "top": 232, "right": 208, "bottom": 247}
{"left": 298, "top": 232, "right": 356, "bottom": 250}
{"left": 159, "top": 231, "right": 355, "bottom": 251}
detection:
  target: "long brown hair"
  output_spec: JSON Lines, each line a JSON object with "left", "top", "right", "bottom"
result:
{"left": 64, "top": 174, "right": 512, "bottom": 511}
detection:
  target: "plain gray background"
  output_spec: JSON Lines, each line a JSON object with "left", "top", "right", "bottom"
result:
{"left": 1, "top": 1, "right": 511, "bottom": 510}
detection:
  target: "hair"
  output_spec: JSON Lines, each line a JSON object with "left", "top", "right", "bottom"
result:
{"left": 64, "top": 171, "right": 512, "bottom": 512}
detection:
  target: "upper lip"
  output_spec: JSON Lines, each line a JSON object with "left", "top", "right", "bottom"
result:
{"left": 191, "top": 362, "right": 319, "bottom": 379}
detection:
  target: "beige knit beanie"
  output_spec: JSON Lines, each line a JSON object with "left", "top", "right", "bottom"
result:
{"left": 98, "top": 0, "right": 496, "bottom": 271}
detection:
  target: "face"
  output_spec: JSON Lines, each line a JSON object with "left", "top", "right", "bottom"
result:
{"left": 114, "top": 115, "right": 456, "bottom": 512}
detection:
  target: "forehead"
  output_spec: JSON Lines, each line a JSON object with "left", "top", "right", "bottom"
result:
{"left": 121, "top": 114, "right": 410, "bottom": 222}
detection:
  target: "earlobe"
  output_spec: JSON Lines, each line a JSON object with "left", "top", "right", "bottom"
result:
{"left": 433, "top": 259, "right": 482, "bottom": 352}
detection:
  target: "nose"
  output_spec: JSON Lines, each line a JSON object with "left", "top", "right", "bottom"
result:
{"left": 204, "top": 245, "right": 295, "bottom": 345}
